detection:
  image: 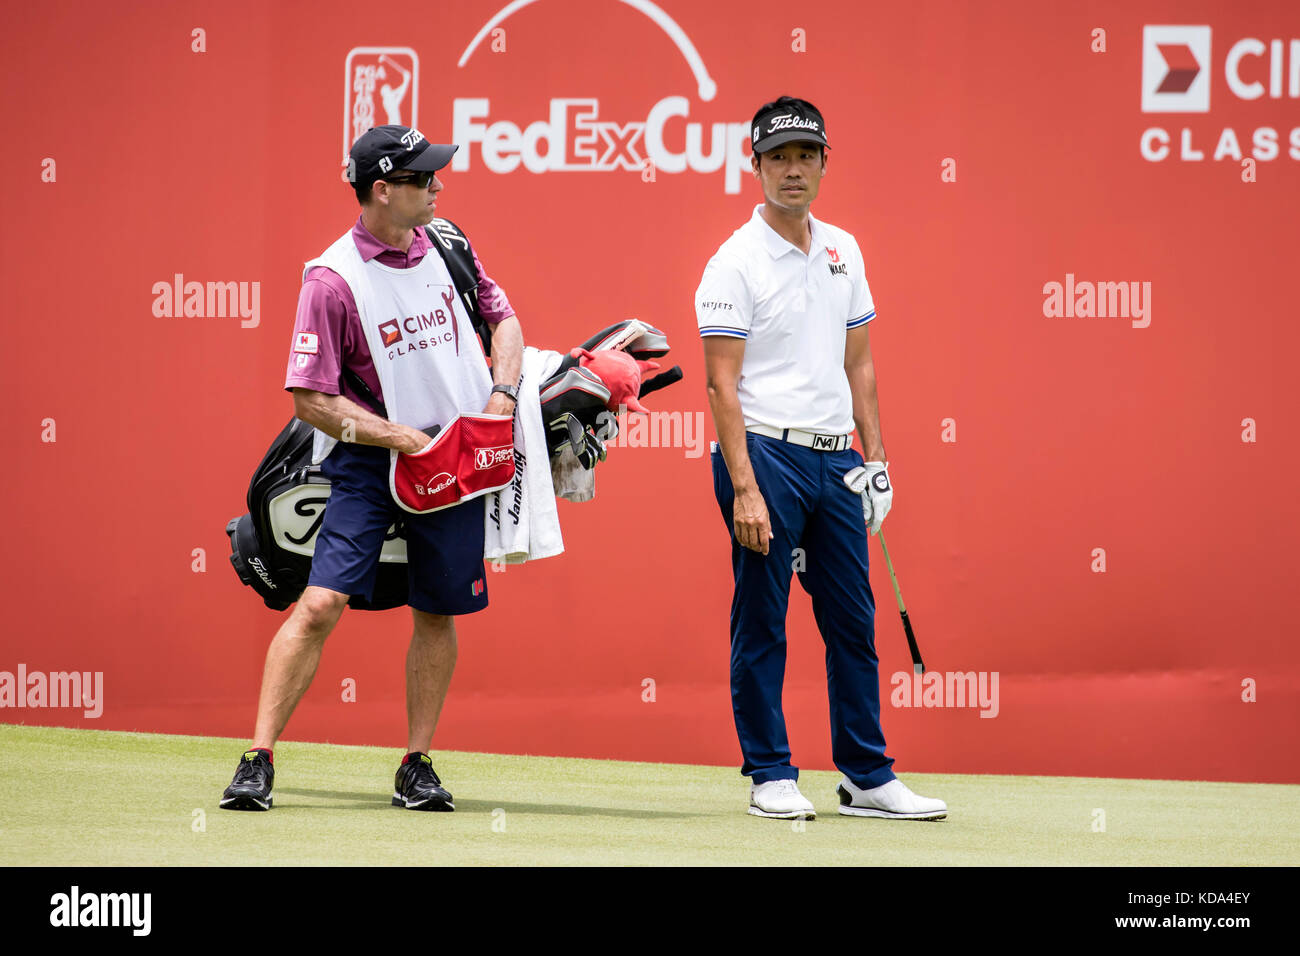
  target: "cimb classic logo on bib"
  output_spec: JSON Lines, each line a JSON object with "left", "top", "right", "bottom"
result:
{"left": 379, "top": 298, "right": 458, "bottom": 358}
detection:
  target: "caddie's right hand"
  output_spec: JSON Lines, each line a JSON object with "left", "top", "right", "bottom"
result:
{"left": 394, "top": 424, "right": 434, "bottom": 455}
{"left": 733, "top": 485, "right": 773, "bottom": 555}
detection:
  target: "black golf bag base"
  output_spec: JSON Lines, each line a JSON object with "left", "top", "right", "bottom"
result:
{"left": 226, "top": 415, "right": 411, "bottom": 612}
{"left": 227, "top": 512, "right": 411, "bottom": 612}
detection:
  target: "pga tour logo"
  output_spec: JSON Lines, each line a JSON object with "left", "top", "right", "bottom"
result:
{"left": 1142, "top": 26, "right": 1212, "bottom": 113}
{"left": 343, "top": 47, "right": 419, "bottom": 170}
{"left": 474, "top": 445, "right": 514, "bottom": 470}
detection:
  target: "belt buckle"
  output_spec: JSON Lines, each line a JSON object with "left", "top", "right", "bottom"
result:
{"left": 809, "top": 431, "right": 842, "bottom": 452}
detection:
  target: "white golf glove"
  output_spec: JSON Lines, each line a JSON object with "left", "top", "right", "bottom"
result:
{"left": 843, "top": 462, "right": 892, "bottom": 535}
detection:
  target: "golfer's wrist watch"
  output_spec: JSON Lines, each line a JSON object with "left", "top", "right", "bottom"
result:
{"left": 491, "top": 383, "right": 519, "bottom": 406}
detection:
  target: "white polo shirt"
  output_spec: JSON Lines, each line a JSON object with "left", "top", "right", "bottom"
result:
{"left": 695, "top": 205, "right": 876, "bottom": 435}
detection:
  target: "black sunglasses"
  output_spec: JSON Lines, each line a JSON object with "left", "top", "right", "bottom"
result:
{"left": 380, "top": 170, "right": 436, "bottom": 188}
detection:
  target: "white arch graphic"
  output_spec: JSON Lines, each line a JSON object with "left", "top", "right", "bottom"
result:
{"left": 458, "top": 0, "right": 717, "bottom": 101}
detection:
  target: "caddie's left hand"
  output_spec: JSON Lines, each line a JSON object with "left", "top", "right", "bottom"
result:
{"left": 843, "top": 462, "right": 892, "bottom": 535}
{"left": 483, "top": 393, "right": 517, "bottom": 417}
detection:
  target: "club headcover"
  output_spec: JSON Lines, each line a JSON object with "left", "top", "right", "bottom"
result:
{"left": 549, "top": 320, "right": 671, "bottom": 379}
{"left": 540, "top": 365, "right": 611, "bottom": 422}
{"left": 571, "top": 348, "right": 660, "bottom": 414}
{"left": 579, "top": 319, "right": 670, "bottom": 358}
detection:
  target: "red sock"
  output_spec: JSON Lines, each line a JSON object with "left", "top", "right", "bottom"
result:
{"left": 248, "top": 747, "right": 273, "bottom": 765}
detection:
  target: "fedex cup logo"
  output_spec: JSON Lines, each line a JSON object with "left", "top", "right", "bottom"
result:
{"left": 452, "top": 0, "right": 752, "bottom": 193}
{"left": 344, "top": 47, "right": 420, "bottom": 167}
{"left": 1142, "top": 26, "right": 1211, "bottom": 112}
{"left": 474, "top": 445, "right": 514, "bottom": 470}
{"left": 418, "top": 473, "right": 456, "bottom": 496}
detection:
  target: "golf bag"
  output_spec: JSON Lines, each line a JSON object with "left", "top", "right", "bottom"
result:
{"left": 228, "top": 314, "right": 682, "bottom": 610}
{"left": 226, "top": 417, "right": 412, "bottom": 611}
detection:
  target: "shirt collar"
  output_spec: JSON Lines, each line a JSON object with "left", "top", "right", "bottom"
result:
{"left": 351, "top": 216, "right": 432, "bottom": 263}
{"left": 750, "top": 204, "right": 827, "bottom": 260}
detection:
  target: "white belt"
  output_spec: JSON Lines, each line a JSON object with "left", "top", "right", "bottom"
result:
{"left": 746, "top": 424, "right": 853, "bottom": 452}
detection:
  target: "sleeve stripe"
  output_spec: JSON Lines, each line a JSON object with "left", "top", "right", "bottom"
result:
{"left": 699, "top": 326, "right": 748, "bottom": 338}
{"left": 846, "top": 310, "right": 876, "bottom": 329}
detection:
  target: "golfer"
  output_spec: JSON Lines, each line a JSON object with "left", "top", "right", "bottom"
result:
{"left": 696, "top": 96, "right": 947, "bottom": 821}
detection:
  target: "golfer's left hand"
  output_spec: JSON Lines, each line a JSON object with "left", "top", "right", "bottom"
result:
{"left": 843, "top": 462, "right": 892, "bottom": 535}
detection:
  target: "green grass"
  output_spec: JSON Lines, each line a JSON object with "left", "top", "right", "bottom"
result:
{"left": 1, "top": 724, "right": 1296, "bottom": 866}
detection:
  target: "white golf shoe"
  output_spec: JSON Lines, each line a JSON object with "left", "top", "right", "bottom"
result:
{"left": 837, "top": 777, "right": 947, "bottom": 820}
{"left": 748, "top": 778, "right": 817, "bottom": 819}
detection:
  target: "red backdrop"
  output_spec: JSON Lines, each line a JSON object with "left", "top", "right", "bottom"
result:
{"left": 3, "top": 0, "right": 1296, "bottom": 783}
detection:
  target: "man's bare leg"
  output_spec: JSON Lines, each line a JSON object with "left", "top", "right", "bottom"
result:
{"left": 250, "top": 586, "right": 349, "bottom": 749}
{"left": 405, "top": 609, "right": 458, "bottom": 754}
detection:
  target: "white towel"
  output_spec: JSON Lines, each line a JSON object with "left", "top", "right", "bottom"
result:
{"left": 484, "top": 347, "right": 565, "bottom": 564}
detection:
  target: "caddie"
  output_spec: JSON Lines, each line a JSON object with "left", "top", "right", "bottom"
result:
{"left": 220, "top": 124, "right": 524, "bottom": 813}
{"left": 697, "top": 96, "right": 947, "bottom": 821}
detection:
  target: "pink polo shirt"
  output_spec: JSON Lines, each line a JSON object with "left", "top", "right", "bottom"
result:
{"left": 284, "top": 217, "right": 515, "bottom": 409}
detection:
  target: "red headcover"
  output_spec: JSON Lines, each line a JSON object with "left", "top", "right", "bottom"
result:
{"left": 570, "top": 348, "right": 661, "bottom": 414}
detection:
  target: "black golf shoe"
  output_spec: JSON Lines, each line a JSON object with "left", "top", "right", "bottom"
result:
{"left": 392, "top": 753, "right": 454, "bottom": 811}
{"left": 220, "top": 750, "right": 274, "bottom": 811}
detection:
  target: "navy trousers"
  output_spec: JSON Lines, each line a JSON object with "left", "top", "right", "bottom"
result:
{"left": 712, "top": 433, "right": 897, "bottom": 789}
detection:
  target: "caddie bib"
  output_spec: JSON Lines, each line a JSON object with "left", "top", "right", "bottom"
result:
{"left": 303, "top": 230, "right": 508, "bottom": 508}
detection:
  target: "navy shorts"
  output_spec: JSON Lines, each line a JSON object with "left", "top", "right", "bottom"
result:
{"left": 308, "top": 442, "right": 489, "bottom": 615}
